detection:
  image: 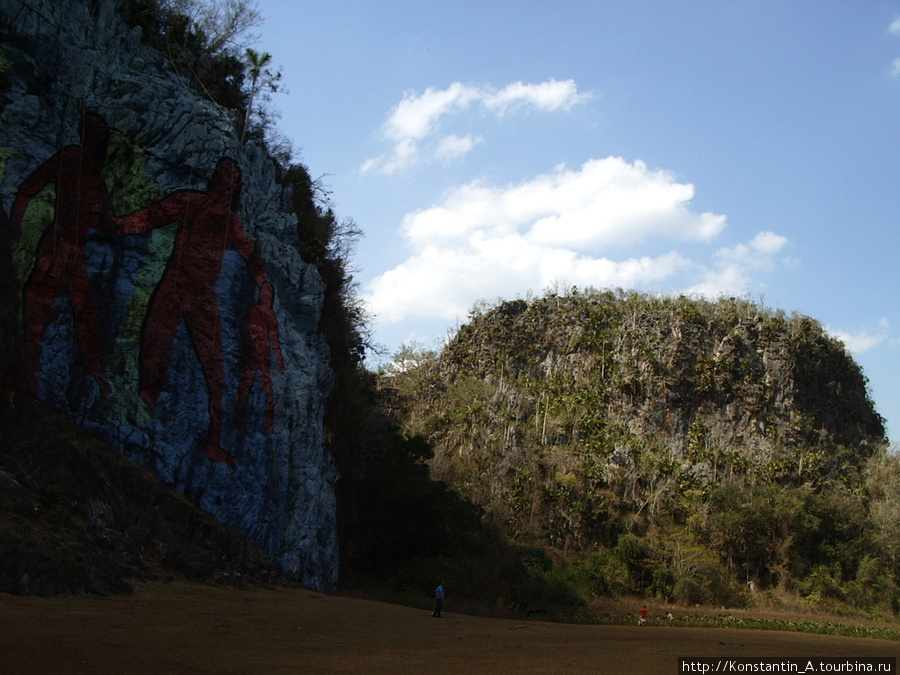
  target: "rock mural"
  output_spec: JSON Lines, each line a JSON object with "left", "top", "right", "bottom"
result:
{"left": 0, "top": 0, "right": 338, "bottom": 591}
{"left": 113, "top": 156, "right": 266, "bottom": 469}
{"left": 10, "top": 112, "right": 114, "bottom": 398}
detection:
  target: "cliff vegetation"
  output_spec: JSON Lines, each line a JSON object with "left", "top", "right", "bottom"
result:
{"left": 3, "top": 0, "right": 899, "bottom": 623}
{"left": 383, "top": 288, "right": 897, "bottom": 615}
{"left": 1, "top": 0, "right": 510, "bottom": 600}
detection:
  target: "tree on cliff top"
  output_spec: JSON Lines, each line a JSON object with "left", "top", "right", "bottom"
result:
{"left": 121, "top": 0, "right": 287, "bottom": 150}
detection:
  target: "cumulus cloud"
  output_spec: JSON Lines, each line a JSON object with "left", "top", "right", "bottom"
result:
{"left": 890, "top": 17, "right": 900, "bottom": 35}
{"left": 362, "top": 80, "right": 591, "bottom": 174}
{"left": 401, "top": 158, "right": 725, "bottom": 251}
{"left": 363, "top": 156, "right": 786, "bottom": 326}
{"left": 830, "top": 319, "right": 891, "bottom": 354}
{"left": 685, "top": 231, "right": 788, "bottom": 297}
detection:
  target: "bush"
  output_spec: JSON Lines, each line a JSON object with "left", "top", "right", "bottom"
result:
{"left": 571, "top": 544, "right": 634, "bottom": 597}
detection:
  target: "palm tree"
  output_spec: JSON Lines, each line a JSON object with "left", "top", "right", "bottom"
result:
{"left": 241, "top": 47, "right": 279, "bottom": 143}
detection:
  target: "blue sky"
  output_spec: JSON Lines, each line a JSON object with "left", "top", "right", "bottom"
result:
{"left": 254, "top": 1, "right": 900, "bottom": 442}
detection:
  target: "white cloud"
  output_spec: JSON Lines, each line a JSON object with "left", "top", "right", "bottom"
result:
{"left": 384, "top": 82, "right": 478, "bottom": 142}
{"left": 890, "top": 57, "right": 900, "bottom": 79}
{"left": 685, "top": 230, "right": 788, "bottom": 297}
{"left": 888, "top": 20, "right": 900, "bottom": 77}
{"left": 364, "top": 156, "right": 787, "bottom": 326}
{"left": 362, "top": 80, "right": 591, "bottom": 174}
{"left": 830, "top": 319, "right": 890, "bottom": 354}
{"left": 746, "top": 230, "right": 789, "bottom": 254}
{"left": 401, "top": 158, "right": 726, "bottom": 251}
{"left": 435, "top": 134, "right": 484, "bottom": 161}
{"left": 526, "top": 159, "right": 726, "bottom": 249}
{"left": 483, "top": 80, "right": 589, "bottom": 115}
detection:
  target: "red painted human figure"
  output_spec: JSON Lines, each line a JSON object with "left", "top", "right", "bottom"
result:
{"left": 9, "top": 112, "right": 113, "bottom": 396}
{"left": 233, "top": 281, "right": 284, "bottom": 433}
{"left": 116, "top": 158, "right": 264, "bottom": 467}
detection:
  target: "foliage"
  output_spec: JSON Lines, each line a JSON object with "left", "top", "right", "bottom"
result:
{"left": 383, "top": 289, "right": 890, "bottom": 610}
{"left": 585, "top": 611, "right": 900, "bottom": 641}
{"left": 240, "top": 47, "right": 281, "bottom": 143}
{"left": 277, "top": 159, "right": 497, "bottom": 588}
{"left": 111, "top": 0, "right": 513, "bottom": 594}
{"left": 111, "top": 2, "right": 897, "bottom": 620}
{"left": 120, "top": 0, "right": 286, "bottom": 148}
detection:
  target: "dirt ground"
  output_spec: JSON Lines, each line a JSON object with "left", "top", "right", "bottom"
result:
{"left": 0, "top": 581, "right": 897, "bottom": 674}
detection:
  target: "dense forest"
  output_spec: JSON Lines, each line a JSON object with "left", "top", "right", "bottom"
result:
{"left": 3, "top": 0, "right": 897, "bottom": 618}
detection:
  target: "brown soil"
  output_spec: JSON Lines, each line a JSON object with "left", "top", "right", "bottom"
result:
{"left": 0, "top": 582, "right": 897, "bottom": 673}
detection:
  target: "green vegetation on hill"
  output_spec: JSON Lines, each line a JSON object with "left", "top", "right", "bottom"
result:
{"left": 6, "top": 0, "right": 898, "bottom": 626}
{"left": 382, "top": 288, "right": 895, "bottom": 615}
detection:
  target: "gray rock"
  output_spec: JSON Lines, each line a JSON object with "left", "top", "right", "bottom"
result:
{"left": 0, "top": 0, "right": 338, "bottom": 591}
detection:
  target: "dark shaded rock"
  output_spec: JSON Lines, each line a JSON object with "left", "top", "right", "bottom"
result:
{"left": 0, "top": 397, "right": 297, "bottom": 595}
{"left": 0, "top": 0, "right": 337, "bottom": 590}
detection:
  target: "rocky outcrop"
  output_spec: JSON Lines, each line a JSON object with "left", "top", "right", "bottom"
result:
{"left": 0, "top": 0, "right": 338, "bottom": 590}
{"left": 395, "top": 290, "right": 886, "bottom": 548}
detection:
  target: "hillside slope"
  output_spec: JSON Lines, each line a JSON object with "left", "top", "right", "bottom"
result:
{"left": 386, "top": 289, "right": 889, "bottom": 605}
{"left": 0, "top": 393, "right": 290, "bottom": 595}
{"left": 0, "top": 202, "right": 286, "bottom": 595}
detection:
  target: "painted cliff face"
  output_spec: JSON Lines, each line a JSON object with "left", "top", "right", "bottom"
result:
{"left": 9, "top": 115, "right": 281, "bottom": 469}
{"left": 9, "top": 112, "right": 113, "bottom": 397}
{"left": 0, "top": 0, "right": 338, "bottom": 591}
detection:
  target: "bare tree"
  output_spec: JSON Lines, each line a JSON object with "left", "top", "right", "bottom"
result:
{"left": 191, "top": 0, "right": 262, "bottom": 56}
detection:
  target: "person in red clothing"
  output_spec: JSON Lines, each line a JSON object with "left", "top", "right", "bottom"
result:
{"left": 233, "top": 281, "right": 284, "bottom": 433}
{"left": 115, "top": 158, "right": 265, "bottom": 467}
{"left": 9, "top": 112, "right": 114, "bottom": 397}
{"left": 639, "top": 605, "right": 648, "bottom": 626}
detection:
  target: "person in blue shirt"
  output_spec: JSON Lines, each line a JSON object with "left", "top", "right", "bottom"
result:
{"left": 432, "top": 582, "right": 445, "bottom": 618}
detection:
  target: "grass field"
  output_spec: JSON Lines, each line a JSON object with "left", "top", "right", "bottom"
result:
{"left": 1, "top": 581, "right": 898, "bottom": 673}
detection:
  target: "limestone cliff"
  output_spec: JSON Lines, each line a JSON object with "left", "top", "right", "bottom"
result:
{"left": 0, "top": 0, "right": 338, "bottom": 590}
{"left": 392, "top": 290, "right": 886, "bottom": 550}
